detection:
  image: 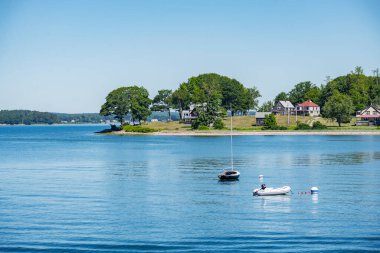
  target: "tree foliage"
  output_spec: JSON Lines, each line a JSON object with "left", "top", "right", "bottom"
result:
{"left": 323, "top": 91, "right": 354, "bottom": 127}
{"left": 288, "top": 81, "right": 318, "bottom": 105}
{"left": 263, "top": 114, "right": 277, "bottom": 129}
{"left": 319, "top": 67, "right": 374, "bottom": 111}
{"left": 152, "top": 89, "right": 173, "bottom": 120}
{"left": 213, "top": 117, "right": 225, "bottom": 129}
{"left": 262, "top": 113, "right": 287, "bottom": 130}
{"left": 0, "top": 110, "right": 59, "bottom": 125}
{"left": 246, "top": 87, "right": 261, "bottom": 111}
{"left": 100, "top": 87, "right": 130, "bottom": 124}
{"left": 172, "top": 73, "right": 259, "bottom": 128}
{"left": 258, "top": 101, "right": 274, "bottom": 112}
{"left": 274, "top": 92, "right": 288, "bottom": 104}
{"left": 171, "top": 83, "right": 191, "bottom": 120}
{"left": 129, "top": 86, "right": 151, "bottom": 122}
{"left": 100, "top": 86, "right": 151, "bottom": 125}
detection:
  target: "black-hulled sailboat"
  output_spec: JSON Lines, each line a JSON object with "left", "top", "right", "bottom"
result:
{"left": 218, "top": 110, "right": 240, "bottom": 180}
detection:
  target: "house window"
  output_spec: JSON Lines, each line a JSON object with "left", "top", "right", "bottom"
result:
{"left": 366, "top": 111, "right": 370, "bottom": 115}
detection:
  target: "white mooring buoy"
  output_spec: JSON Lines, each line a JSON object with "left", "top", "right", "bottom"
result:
{"left": 311, "top": 187, "right": 319, "bottom": 194}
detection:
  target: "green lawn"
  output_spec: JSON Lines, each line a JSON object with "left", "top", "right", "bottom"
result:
{"left": 136, "top": 115, "right": 379, "bottom": 132}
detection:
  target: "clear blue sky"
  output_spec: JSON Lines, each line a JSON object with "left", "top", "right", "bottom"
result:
{"left": 0, "top": 0, "right": 379, "bottom": 113}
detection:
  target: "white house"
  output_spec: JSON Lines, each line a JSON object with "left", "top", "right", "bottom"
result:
{"left": 181, "top": 104, "right": 198, "bottom": 123}
{"left": 296, "top": 100, "right": 320, "bottom": 116}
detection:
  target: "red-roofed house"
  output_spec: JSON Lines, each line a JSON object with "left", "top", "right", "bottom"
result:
{"left": 296, "top": 100, "right": 320, "bottom": 116}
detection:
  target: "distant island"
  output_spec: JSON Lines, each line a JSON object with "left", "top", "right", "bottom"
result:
{"left": 98, "top": 67, "right": 379, "bottom": 135}
{"left": 0, "top": 110, "right": 115, "bottom": 125}
{"left": 0, "top": 110, "right": 180, "bottom": 125}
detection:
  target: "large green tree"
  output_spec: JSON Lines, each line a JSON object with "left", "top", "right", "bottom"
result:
{"left": 304, "top": 86, "right": 322, "bottom": 105}
{"left": 171, "top": 83, "right": 191, "bottom": 120}
{"left": 128, "top": 86, "right": 151, "bottom": 123}
{"left": 152, "top": 89, "right": 173, "bottom": 120}
{"left": 288, "top": 81, "right": 317, "bottom": 105}
{"left": 219, "top": 76, "right": 247, "bottom": 115}
{"left": 369, "top": 68, "right": 380, "bottom": 104}
{"left": 323, "top": 91, "right": 354, "bottom": 127}
{"left": 187, "top": 73, "right": 223, "bottom": 126}
{"left": 100, "top": 86, "right": 151, "bottom": 125}
{"left": 319, "top": 66, "right": 374, "bottom": 111}
{"left": 172, "top": 73, "right": 261, "bottom": 127}
{"left": 245, "top": 87, "right": 261, "bottom": 112}
{"left": 274, "top": 92, "right": 288, "bottom": 104}
{"left": 100, "top": 87, "right": 131, "bottom": 125}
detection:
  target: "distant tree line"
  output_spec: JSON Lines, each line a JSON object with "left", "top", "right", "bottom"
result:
{"left": 0, "top": 110, "right": 59, "bottom": 125}
{"left": 0, "top": 111, "right": 115, "bottom": 125}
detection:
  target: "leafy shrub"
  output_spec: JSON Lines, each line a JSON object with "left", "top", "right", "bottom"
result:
{"left": 198, "top": 125, "right": 210, "bottom": 130}
{"left": 213, "top": 118, "right": 225, "bottom": 129}
{"left": 296, "top": 123, "right": 311, "bottom": 130}
{"left": 110, "top": 124, "right": 120, "bottom": 131}
{"left": 191, "top": 119, "right": 201, "bottom": 129}
{"left": 123, "top": 125, "right": 157, "bottom": 133}
{"left": 261, "top": 114, "right": 287, "bottom": 130}
{"left": 312, "top": 121, "right": 327, "bottom": 129}
{"left": 262, "top": 114, "right": 277, "bottom": 130}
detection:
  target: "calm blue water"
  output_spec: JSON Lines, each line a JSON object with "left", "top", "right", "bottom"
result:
{"left": 0, "top": 125, "right": 380, "bottom": 252}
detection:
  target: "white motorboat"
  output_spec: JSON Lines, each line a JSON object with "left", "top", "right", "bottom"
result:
{"left": 218, "top": 170, "right": 240, "bottom": 180}
{"left": 253, "top": 186, "right": 291, "bottom": 196}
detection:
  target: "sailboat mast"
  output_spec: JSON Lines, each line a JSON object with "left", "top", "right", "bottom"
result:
{"left": 230, "top": 107, "right": 233, "bottom": 171}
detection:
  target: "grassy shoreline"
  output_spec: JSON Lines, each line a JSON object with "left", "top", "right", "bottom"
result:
{"left": 100, "top": 115, "right": 380, "bottom": 136}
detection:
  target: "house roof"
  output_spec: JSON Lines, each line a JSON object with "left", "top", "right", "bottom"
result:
{"left": 368, "top": 104, "right": 380, "bottom": 111}
{"left": 255, "top": 112, "right": 272, "bottom": 119}
{"left": 358, "top": 104, "right": 380, "bottom": 115}
{"left": 297, "top": 100, "right": 319, "bottom": 107}
{"left": 278, "top": 101, "right": 294, "bottom": 108}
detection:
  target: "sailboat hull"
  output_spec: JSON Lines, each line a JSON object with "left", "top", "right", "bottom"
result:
{"left": 218, "top": 171, "right": 240, "bottom": 180}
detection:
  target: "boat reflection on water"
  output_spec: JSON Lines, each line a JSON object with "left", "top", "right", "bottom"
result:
{"left": 254, "top": 195, "right": 292, "bottom": 213}
{"left": 311, "top": 194, "right": 319, "bottom": 214}
{"left": 312, "top": 194, "right": 319, "bottom": 204}
{"left": 217, "top": 178, "right": 239, "bottom": 185}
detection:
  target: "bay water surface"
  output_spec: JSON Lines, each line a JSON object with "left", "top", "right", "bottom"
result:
{"left": 0, "top": 125, "right": 380, "bottom": 252}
